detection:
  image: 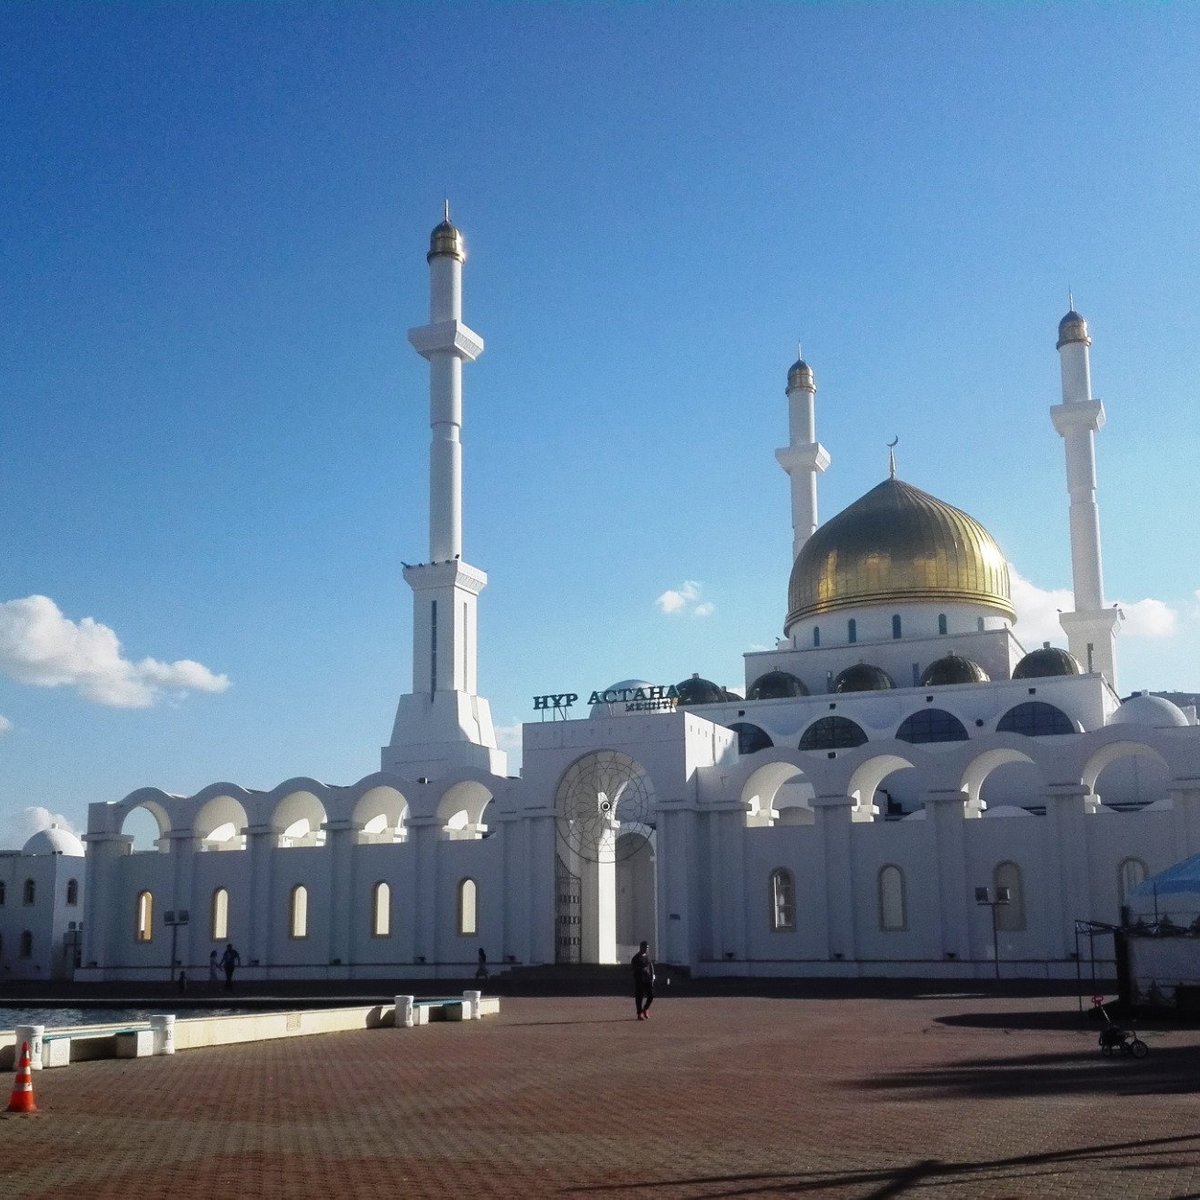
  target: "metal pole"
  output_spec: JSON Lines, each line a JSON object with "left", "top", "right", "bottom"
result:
{"left": 992, "top": 904, "right": 1000, "bottom": 980}
{"left": 170, "top": 921, "right": 178, "bottom": 983}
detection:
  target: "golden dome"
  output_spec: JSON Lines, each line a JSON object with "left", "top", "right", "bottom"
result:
{"left": 787, "top": 358, "right": 815, "bottom": 392}
{"left": 786, "top": 478, "right": 1013, "bottom": 628}
{"left": 428, "top": 205, "right": 465, "bottom": 262}
{"left": 1056, "top": 309, "right": 1090, "bottom": 349}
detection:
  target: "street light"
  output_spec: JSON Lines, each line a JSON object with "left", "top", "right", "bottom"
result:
{"left": 975, "top": 886, "right": 1011, "bottom": 979}
{"left": 164, "top": 909, "right": 190, "bottom": 982}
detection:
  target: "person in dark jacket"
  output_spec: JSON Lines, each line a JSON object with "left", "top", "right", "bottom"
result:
{"left": 631, "top": 941, "right": 655, "bottom": 1020}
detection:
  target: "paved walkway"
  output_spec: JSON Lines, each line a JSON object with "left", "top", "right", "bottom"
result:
{"left": 3, "top": 990, "right": 1198, "bottom": 1198}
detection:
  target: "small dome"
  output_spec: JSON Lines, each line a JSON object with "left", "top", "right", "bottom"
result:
{"left": 747, "top": 670, "right": 810, "bottom": 700}
{"left": 786, "top": 478, "right": 1013, "bottom": 628}
{"left": 1057, "top": 309, "right": 1090, "bottom": 349}
{"left": 428, "top": 211, "right": 465, "bottom": 263}
{"left": 1013, "top": 646, "right": 1082, "bottom": 679}
{"left": 1109, "top": 692, "right": 1190, "bottom": 729}
{"left": 22, "top": 823, "right": 84, "bottom": 857}
{"left": 833, "top": 663, "right": 895, "bottom": 693}
{"left": 920, "top": 654, "right": 990, "bottom": 687}
{"left": 675, "top": 674, "right": 727, "bottom": 706}
{"left": 787, "top": 358, "right": 815, "bottom": 392}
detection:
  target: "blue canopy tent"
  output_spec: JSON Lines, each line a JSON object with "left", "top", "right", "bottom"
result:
{"left": 1130, "top": 853, "right": 1200, "bottom": 921}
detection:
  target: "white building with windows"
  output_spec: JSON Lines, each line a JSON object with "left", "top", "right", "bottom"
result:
{"left": 77, "top": 214, "right": 1200, "bottom": 983}
{"left": 0, "top": 825, "right": 85, "bottom": 981}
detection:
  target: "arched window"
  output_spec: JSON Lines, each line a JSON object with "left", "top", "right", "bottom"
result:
{"left": 135, "top": 890, "right": 154, "bottom": 942}
{"left": 19, "top": 931, "right": 33, "bottom": 959}
{"left": 1118, "top": 858, "right": 1147, "bottom": 906}
{"left": 892, "top": 614, "right": 902, "bottom": 639}
{"left": 994, "top": 862, "right": 1026, "bottom": 932}
{"left": 878, "top": 865, "right": 906, "bottom": 931}
{"left": 799, "top": 716, "right": 868, "bottom": 751}
{"left": 997, "top": 702, "right": 1075, "bottom": 736}
{"left": 373, "top": 882, "right": 391, "bottom": 938}
{"left": 770, "top": 868, "right": 796, "bottom": 931}
{"left": 23, "top": 878, "right": 35, "bottom": 905}
{"left": 290, "top": 885, "right": 308, "bottom": 938}
{"left": 896, "top": 709, "right": 969, "bottom": 744}
{"left": 938, "top": 613, "right": 948, "bottom": 635}
{"left": 66, "top": 879, "right": 79, "bottom": 906}
{"left": 458, "top": 878, "right": 477, "bottom": 936}
{"left": 812, "top": 626, "right": 820, "bottom": 648}
{"left": 847, "top": 618, "right": 857, "bottom": 644}
{"left": 211, "top": 888, "right": 229, "bottom": 941}
{"left": 727, "top": 722, "right": 773, "bottom": 755}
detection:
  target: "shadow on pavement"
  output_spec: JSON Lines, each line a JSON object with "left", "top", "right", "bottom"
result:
{"left": 850, "top": 1042, "right": 1200, "bottom": 1099}
{"left": 564, "top": 1132, "right": 1200, "bottom": 1197}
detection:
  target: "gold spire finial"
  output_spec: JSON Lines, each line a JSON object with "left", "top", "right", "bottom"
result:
{"left": 1068, "top": 287, "right": 1074, "bottom": 311}
{"left": 887, "top": 436, "right": 899, "bottom": 479}
{"left": 444, "top": 197, "right": 451, "bottom": 223}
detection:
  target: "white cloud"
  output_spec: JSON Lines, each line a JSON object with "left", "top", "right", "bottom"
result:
{"left": 1009, "top": 568, "right": 1178, "bottom": 645}
{"left": 0, "top": 715, "right": 10, "bottom": 735}
{"left": 656, "top": 581, "right": 715, "bottom": 618}
{"left": 0, "top": 595, "right": 231, "bottom": 709}
{"left": 1008, "top": 569, "right": 1074, "bottom": 648}
{"left": 1117, "top": 597, "right": 1177, "bottom": 639}
{"left": 1, "top": 804, "right": 80, "bottom": 850}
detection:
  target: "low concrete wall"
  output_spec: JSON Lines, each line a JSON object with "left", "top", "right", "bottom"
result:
{"left": 0, "top": 994, "right": 499, "bottom": 1068}
{"left": 171, "top": 1005, "right": 390, "bottom": 1051}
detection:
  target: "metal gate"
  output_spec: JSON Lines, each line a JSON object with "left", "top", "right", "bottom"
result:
{"left": 555, "top": 854, "right": 582, "bottom": 964}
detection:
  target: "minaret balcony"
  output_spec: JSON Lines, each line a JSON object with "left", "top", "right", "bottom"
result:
{"left": 407, "top": 319, "right": 485, "bottom": 362}
{"left": 1051, "top": 399, "right": 1105, "bottom": 436}
{"left": 775, "top": 443, "right": 830, "bottom": 474}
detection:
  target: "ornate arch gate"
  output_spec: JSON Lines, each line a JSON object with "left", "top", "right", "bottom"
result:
{"left": 554, "top": 751, "right": 656, "bottom": 964}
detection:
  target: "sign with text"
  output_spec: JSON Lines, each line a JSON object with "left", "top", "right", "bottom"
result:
{"left": 533, "top": 684, "right": 680, "bottom": 716}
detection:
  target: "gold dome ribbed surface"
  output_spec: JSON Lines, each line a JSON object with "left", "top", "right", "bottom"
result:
{"left": 428, "top": 219, "right": 465, "bottom": 262}
{"left": 1056, "top": 309, "right": 1089, "bottom": 349}
{"left": 786, "top": 478, "right": 1013, "bottom": 627}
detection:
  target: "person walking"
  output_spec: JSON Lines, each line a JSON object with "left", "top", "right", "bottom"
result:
{"left": 631, "top": 940, "right": 655, "bottom": 1020}
{"left": 219, "top": 942, "right": 241, "bottom": 992}
{"left": 475, "top": 947, "right": 489, "bottom": 982}
{"left": 208, "top": 949, "right": 220, "bottom": 988}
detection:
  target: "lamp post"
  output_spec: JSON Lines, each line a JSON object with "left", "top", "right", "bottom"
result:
{"left": 164, "top": 909, "right": 190, "bottom": 982}
{"left": 975, "top": 887, "right": 1011, "bottom": 979}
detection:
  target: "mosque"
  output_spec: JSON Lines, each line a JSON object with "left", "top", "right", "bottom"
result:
{"left": 74, "top": 212, "right": 1200, "bottom": 984}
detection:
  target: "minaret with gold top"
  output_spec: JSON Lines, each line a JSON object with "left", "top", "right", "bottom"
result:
{"left": 1051, "top": 304, "right": 1120, "bottom": 690}
{"left": 382, "top": 205, "right": 507, "bottom": 778}
{"left": 775, "top": 352, "right": 830, "bottom": 565}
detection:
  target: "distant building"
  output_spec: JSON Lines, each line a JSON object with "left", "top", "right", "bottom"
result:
{"left": 78, "top": 215, "right": 1200, "bottom": 983}
{"left": 0, "top": 825, "right": 85, "bottom": 981}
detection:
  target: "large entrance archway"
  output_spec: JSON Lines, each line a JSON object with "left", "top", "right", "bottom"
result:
{"left": 554, "top": 751, "right": 657, "bottom": 965}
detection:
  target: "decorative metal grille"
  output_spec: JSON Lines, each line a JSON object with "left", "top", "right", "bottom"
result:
{"left": 555, "top": 751, "right": 654, "bottom": 864}
{"left": 555, "top": 854, "right": 581, "bottom": 965}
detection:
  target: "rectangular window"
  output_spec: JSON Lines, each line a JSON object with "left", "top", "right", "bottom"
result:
{"left": 430, "top": 600, "right": 438, "bottom": 695}
{"left": 291, "top": 886, "right": 309, "bottom": 939}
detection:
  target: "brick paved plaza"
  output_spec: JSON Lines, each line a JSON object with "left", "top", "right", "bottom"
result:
{"left": 3, "top": 988, "right": 1199, "bottom": 1199}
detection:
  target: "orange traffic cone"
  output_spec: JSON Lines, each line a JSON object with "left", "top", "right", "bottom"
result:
{"left": 7, "top": 1040, "right": 37, "bottom": 1114}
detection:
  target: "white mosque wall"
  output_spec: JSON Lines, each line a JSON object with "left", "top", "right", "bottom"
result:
{"left": 0, "top": 849, "right": 84, "bottom": 981}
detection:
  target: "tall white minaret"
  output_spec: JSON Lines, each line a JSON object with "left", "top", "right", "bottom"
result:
{"left": 382, "top": 206, "right": 507, "bottom": 779}
{"left": 1050, "top": 305, "right": 1120, "bottom": 689}
{"left": 774, "top": 353, "right": 830, "bottom": 564}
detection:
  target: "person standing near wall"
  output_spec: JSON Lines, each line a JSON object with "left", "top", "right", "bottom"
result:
{"left": 631, "top": 941, "right": 655, "bottom": 1020}
{"left": 220, "top": 942, "right": 241, "bottom": 992}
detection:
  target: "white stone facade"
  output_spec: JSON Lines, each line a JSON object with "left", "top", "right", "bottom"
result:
{"left": 74, "top": 219, "right": 1200, "bottom": 984}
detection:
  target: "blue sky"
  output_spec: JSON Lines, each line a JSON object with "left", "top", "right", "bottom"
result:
{"left": 2, "top": 2, "right": 1198, "bottom": 846}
